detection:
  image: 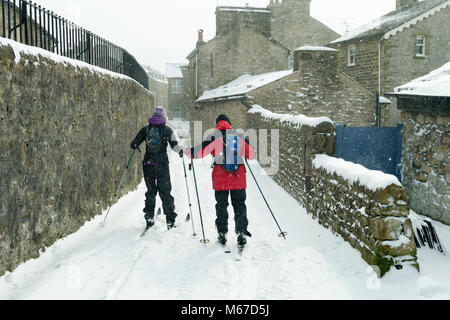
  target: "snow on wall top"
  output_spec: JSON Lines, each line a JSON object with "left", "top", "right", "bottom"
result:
{"left": 197, "top": 70, "right": 293, "bottom": 102}
{"left": 296, "top": 46, "right": 338, "bottom": 52}
{"left": 331, "top": 0, "right": 449, "bottom": 43}
{"left": 165, "top": 63, "right": 186, "bottom": 79}
{"left": 313, "top": 154, "right": 402, "bottom": 191}
{"left": 394, "top": 61, "right": 450, "bottom": 97}
{"left": 248, "top": 104, "right": 334, "bottom": 128}
{"left": 0, "top": 36, "right": 134, "bottom": 82}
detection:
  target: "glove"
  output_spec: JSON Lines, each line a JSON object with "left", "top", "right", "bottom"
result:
{"left": 131, "top": 143, "right": 139, "bottom": 150}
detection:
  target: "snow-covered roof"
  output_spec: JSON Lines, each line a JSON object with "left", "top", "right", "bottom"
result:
{"left": 217, "top": 6, "right": 271, "bottom": 14}
{"left": 165, "top": 63, "right": 187, "bottom": 79}
{"left": 394, "top": 61, "right": 450, "bottom": 97}
{"left": 197, "top": 70, "right": 293, "bottom": 102}
{"left": 331, "top": 0, "right": 449, "bottom": 44}
{"left": 296, "top": 46, "right": 338, "bottom": 52}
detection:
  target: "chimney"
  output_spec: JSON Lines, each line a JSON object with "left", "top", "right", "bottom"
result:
{"left": 197, "top": 29, "right": 204, "bottom": 43}
{"left": 396, "top": 0, "right": 419, "bottom": 10}
{"left": 294, "top": 46, "right": 339, "bottom": 74}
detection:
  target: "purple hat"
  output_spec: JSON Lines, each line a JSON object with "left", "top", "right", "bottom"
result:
{"left": 149, "top": 106, "right": 167, "bottom": 125}
{"left": 152, "top": 106, "right": 167, "bottom": 119}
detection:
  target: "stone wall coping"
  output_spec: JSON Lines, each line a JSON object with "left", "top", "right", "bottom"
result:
{"left": 248, "top": 104, "right": 334, "bottom": 128}
{"left": 313, "top": 154, "right": 402, "bottom": 191}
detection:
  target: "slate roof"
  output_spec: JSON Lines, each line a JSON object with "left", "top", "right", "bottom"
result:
{"left": 331, "top": 0, "right": 449, "bottom": 44}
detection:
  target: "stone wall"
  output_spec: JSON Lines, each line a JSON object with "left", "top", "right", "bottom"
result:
{"left": 247, "top": 107, "right": 418, "bottom": 276}
{"left": 0, "top": 42, "right": 154, "bottom": 276}
{"left": 329, "top": 38, "right": 380, "bottom": 94}
{"left": 401, "top": 110, "right": 450, "bottom": 225}
{"left": 216, "top": 6, "right": 272, "bottom": 39}
{"left": 269, "top": 0, "right": 340, "bottom": 50}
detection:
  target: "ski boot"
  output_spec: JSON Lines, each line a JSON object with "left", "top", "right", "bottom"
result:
{"left": 237, "top": 232, "right": 247, "bottom": 246}
{"left": 167, "top": 221, "right": 176, "bottom": 230}
{"left": 146, "top": 219, "right": 155, "bottom": 229}
{"left": 218, "top": 233, "right": 227, "bottom": 245}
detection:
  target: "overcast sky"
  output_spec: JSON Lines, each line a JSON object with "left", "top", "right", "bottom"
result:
{"left": 34, "top": 0, "right": 396, "bottom": 74}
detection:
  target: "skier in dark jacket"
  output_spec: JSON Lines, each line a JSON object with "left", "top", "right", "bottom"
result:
{"left": 131, "top": 106, "right": 183, "bottom": 230}
{"left": 187, "top": 114, "right": 256, "bottom": 246}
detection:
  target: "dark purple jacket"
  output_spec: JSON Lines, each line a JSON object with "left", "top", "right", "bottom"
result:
{"left": 131, "top": 117, "right": 180, "bottom": 165}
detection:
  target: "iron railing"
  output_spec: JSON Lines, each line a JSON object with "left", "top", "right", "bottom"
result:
{"left": 1, "top": 0, "right": 148, "bottom": 89}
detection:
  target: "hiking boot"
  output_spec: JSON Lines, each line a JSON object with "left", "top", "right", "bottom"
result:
{"left": 218, "top": 233, "right": 227, "bottom": 245}
{"left": 237, "top": 233, "right": 247, "bottom": 246}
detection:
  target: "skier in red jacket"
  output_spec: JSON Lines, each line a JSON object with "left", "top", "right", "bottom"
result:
{"left": 187, "top": 115, "right": 256, "bottom": 246}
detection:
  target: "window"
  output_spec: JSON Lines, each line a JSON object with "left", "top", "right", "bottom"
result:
{"left": 172, "top": 79, "right": 183, "bottom": 94}
{"left": 348, "top": 45, "right": 356, "bottom": 66}
{"left": 416, "top": 35, "right": 426, "bottom": 57}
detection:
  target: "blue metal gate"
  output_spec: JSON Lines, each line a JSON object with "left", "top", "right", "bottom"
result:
{"left": 336, "top": 123, "right": 403, "bottom": 181}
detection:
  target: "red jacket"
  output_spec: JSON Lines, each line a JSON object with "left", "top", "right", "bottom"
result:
{"left": 189, "top": 121, "right": 256, "bottom": 191}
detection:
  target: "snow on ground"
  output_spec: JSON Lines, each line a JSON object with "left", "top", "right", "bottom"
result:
{"left": 1, "top": 121, "right": 449, "bottom": 300}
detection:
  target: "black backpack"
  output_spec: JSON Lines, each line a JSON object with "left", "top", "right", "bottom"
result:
{"left": 146, "top": 126, "right": 163, "bottom": 155}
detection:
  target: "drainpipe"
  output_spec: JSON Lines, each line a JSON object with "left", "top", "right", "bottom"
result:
{"left": 377, "top": 38, "right": 383, "bottom": 127}
{"left": 195, "top": 49, "right": 198, "bottom": 98}
{"left": 378, "top": 38, "right": 382, "bottom": 94}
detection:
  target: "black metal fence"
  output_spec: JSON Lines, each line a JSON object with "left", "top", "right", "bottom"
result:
{"left": 1, "top": 0, "right": 148, "bottom": 89}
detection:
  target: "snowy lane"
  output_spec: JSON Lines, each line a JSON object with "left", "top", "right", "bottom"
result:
{"left": 1, "top": 134, "right": 450, "bottom": 299}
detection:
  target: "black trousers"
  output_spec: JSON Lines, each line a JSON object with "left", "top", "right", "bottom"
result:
{"left": 143, "top": 163, "right": 177, "bottom": 223}
{"left": 215, "top": 189, "right": 248, "bottom": 235}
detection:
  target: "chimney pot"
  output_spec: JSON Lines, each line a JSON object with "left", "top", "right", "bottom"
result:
{"left": 198, "top": 29, "right": 204, "bottom": 42}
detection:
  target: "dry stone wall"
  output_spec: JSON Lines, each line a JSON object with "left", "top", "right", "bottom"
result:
{"left": 0, "top": 41, "right": 154, "bottom": 276}
{"left": 248, "top": 107, "right": 418, "bottom": 276}
{"left": 400, "top": 110, "right": 450, "bottom": 225}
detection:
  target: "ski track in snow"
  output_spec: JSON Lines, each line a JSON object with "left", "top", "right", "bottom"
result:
{"left": 1, "top": 121, "right": 450, "bottom": 300}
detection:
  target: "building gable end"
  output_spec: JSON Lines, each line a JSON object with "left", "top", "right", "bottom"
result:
{"left": 383, "top": 0, "right": 450, "bottom": 39}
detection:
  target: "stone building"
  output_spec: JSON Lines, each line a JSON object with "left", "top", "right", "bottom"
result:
{"left": 390, "top": 62, "right": 450, "bottom": 225}
{"left": 144, "top": 65, "right": 168, "bottom": 111}
{"left": 195, "top": 46, "right": 376, "bottom": 134}
{"left": 166, "top": 63, "right": 189, "bottom": 120}
{"left": 269, "top": 0, "right": 340, "bottom": 50}
{"left": 187, "top": 6, "right": 291, "bottom": 135}
{"left": 329, "top": 0, "right": 450, "bottom": 127}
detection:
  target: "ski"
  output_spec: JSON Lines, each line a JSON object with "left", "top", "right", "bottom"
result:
{"left": 140, "top": 226, "right": 152, "bottom": 238}
{"left": 222, "top": 244, "right": 232, "bottom": 254}
{"left": 235, "top": 245, "right": 245, "bottom": 261}
{"left": 140, "top": 208, "right": 161, "bottom": 237}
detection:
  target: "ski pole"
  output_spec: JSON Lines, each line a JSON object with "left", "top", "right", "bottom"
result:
{"left": 245, "top": 159, "right": 287, "bottom": 240}
{"left": 183, "top": 156, "right": 197, "bottom": 237}
{"left": 190, "top": 157, "right": 210, "bottom": 245}
{"left": 102, "top": 147, "right": 140, "bottom": 226}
